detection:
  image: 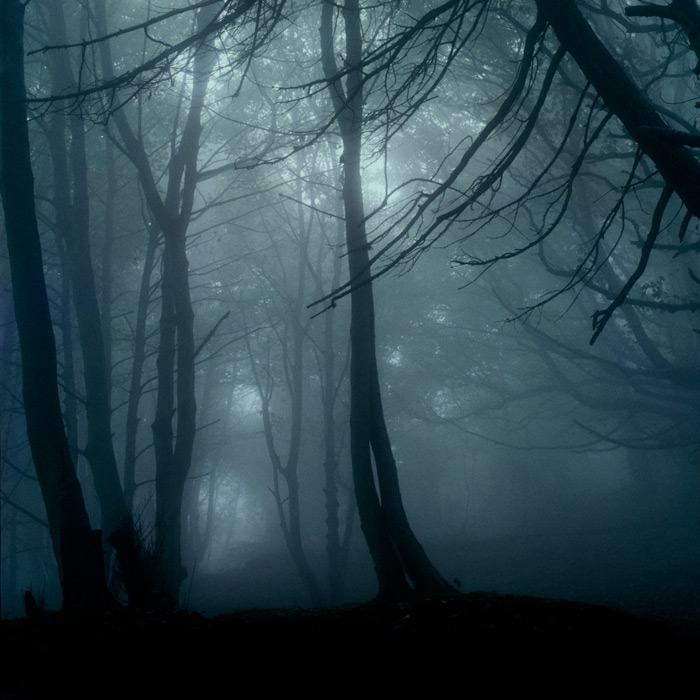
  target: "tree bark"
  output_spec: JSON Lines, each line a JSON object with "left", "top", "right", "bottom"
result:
{"left": 152, "top": 220, "right": 199, "bottom": 602}
{"left": 0, "top": 0, "right": 108, "bottom": 610}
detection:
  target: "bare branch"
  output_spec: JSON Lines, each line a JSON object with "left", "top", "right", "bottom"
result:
{"left": 0, "top": 491, "right": 49, "bottom": 529}
{"left": 194, "top": 311, "right": 231, "bottom": 359}
{"left": 590, "top": 183, "right": 674, "bottom": 344}
{"left": 28, "top": 0, "right": 222, "bottom": 55}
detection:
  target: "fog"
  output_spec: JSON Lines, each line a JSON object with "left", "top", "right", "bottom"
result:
{"left": 1, "top": 0, "right": 698, "bottom": 633}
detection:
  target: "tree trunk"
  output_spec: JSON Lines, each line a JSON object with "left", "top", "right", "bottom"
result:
{"left": 152, "top": 220, "right": 196, "bottom": 603}
{"left": 320, "top": 0, "right": 454, "bottom": 598}
{"left": 321, "top": 211, "right": 348, "bottom": 604}
{"left": 0, "top": 0, "right": 108, "bottom": 610}
{"left": 40, "top": 0, "right": 150, "bottom": 607}
{"left": 251, "top": 276, "right": 324, "bottom": 605}
{"left": 123, "top": 222, "right": 158, "bottom": 510}
{"left": 94, "top": 0, "right": 218, "bottom": 604}
{"left": 182, "top": 358, "right": 217, "bottom": 571}
{"left": 56, "top": 236, "right": 79, "bottom": 465}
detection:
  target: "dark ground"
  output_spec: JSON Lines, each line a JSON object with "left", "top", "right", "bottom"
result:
{"left": 2, "top": 591, "right": 698, "bottom": 697}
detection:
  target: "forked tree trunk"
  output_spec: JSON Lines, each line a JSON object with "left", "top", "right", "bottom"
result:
{"left": 249, "top": 215, "right": 324, "bottom": 605}
{"left": 320, "top": 0, "right": 454, "bottom": 598}
{"left": 95, "top": 0, "right": 218, "bottom": 604}
{"left": 0, "top": 0, "right": 108, "bottom": 609}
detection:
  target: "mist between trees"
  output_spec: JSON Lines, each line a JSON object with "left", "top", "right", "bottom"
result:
{"left": 1, "top": 0, "right": 698, "bottom": 619}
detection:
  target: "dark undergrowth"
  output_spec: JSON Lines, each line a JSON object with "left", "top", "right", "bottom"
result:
{"left": 2, "top": 591, "right": 697, "bottom": 697}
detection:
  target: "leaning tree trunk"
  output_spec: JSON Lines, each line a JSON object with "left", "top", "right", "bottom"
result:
{"left": 40, "top": 0, "right": 150, "bottom": 607}
{"left": 0, "top": 0, "right": 108, "bottom": 610}
{"left": 320, "top": 0, "right": 454, "bottom": 598}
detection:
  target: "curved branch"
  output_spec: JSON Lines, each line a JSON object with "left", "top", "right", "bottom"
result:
{"left": 590, "top": 183, "right": 674, "bottom": 344}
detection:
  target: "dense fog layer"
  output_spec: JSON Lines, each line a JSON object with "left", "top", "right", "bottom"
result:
{"left": 1, "top": 0, "right": 698, "bottom": 628}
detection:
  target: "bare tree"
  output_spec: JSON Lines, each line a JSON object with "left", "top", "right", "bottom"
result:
{"left": 320, "top": 0, "right": 454, "bottom": 597}
{"left": 0, "top": 0, "right": 108, "bottom": 610}
{"left": 92, "top": 0, "right": 286, "bottom": 604}
{"left": 92, "top": 0, "right": 220, "bottom": 604}
{"left": 36, "top": 0, "right": 150, "bottom": 607}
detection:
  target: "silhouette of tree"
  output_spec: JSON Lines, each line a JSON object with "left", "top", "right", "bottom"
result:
{"left": 1, "top": 0, "right": 108, "bottom": 610}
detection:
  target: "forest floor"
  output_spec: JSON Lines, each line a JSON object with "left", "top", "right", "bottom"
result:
{"left": 2, "top": 591, "right": 698, "bottom": 697}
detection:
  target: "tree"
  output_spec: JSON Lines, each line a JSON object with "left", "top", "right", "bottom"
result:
{"left": 0, "top": 0, "right": 108, "bottom": 609}
{"left": 320, "top": 0, "right": 454, "bottom": 597}
{"left": 246, "top": 227, "right": 325, "bottom": 605}
{"left": 35, "top": 0, "right": 150, "bottom": 607}
{"left": 535, "top": 0, "right": 699, "bottom": 340}
{"left": 2, "top": 0, "right": 290, "bottom": 610}
{"left": 91, "top": 0, "right": 287, "bottom": 604}
{"left": 243, "top": 148, "right": 357, "bottom": 604}
{"left": 91, "top": 0, "right": 218, "bottom": 603}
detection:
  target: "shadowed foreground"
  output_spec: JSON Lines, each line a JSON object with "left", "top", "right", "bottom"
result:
{"left": 2, "top": 592, "right": 697, "bottom": 696}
